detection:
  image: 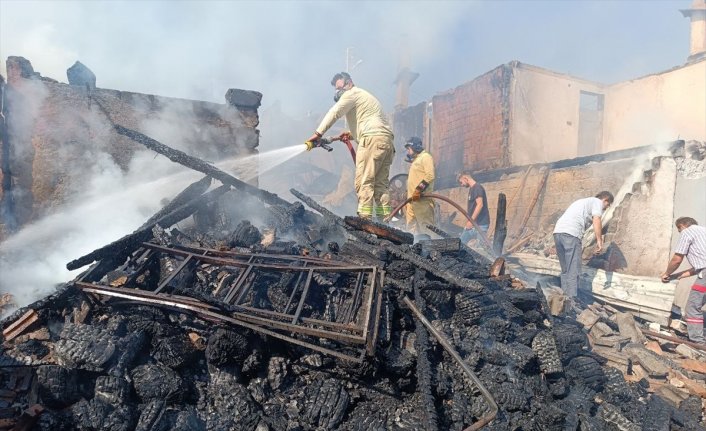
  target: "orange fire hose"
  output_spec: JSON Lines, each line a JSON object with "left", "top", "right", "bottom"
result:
{"left": 339, "top": 136, "right": 356, "bottom": 163}
{"left": 386, "top": 193, "right": 496, "bottom": 256}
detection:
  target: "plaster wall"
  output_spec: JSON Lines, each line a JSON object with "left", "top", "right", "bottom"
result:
{"left": 602, "top": 60, "right": 706, "bottom": 152}
{"left": 508, "top": 65, "right": 605, "bottom": 166}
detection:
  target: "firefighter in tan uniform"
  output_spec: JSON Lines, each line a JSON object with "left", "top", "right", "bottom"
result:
{"left": 307, "top": 72, "right": 395, "bottom": 219}
{"left": 405, "top": 137, "right": 435, "bottom": 238}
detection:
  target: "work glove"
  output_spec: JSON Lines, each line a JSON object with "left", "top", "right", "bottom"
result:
{"left": 412, "top": 180, "right": 429, "bottom": 201}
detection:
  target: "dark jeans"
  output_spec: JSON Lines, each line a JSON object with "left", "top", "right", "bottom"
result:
{"left": 554, "top": 233, "right": 582, "bottom": 297}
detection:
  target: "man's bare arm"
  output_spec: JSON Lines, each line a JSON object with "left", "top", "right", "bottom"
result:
{"left": 592, "top": 216, "right": 603, "bottom": 253}
{"left": 661, "top": 253, "right": 685, "bottom": 282}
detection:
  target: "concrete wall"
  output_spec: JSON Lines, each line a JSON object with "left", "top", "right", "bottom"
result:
{"left": 508, "top": 64, "right": 605, "bottom": 165}
{"left": 0, "top": 57, "right": 261, "bottom": 239}
{"left": 602, "top": 59, "right": 706, "bottom": 151}
{"left": 604, "top": 157, "right": 677, "bottom": 277}
{"left": 429, "top": 65, "right": 510, "bottom": 176}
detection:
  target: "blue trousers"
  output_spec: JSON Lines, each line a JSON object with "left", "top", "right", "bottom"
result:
{"left": 460, "top": 224, "right": 489, "bottom": 244}
{"left": 554, "top": 233, "right": 582, "bottom": 297}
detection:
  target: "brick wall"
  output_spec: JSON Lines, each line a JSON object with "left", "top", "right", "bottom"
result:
{"left": 0, "top": 57, "right": 261, "bottom": 238}
{"left": 430, "top": 64, "right": 510, "bottom": 180}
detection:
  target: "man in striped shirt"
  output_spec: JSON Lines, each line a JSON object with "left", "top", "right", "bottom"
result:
{"left": 661, "top": 217, "right": 706, "bottom": 344}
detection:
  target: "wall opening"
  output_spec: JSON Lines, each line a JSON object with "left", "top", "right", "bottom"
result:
{"left": 578, "top": 91, "right": 604, "bottom": 156}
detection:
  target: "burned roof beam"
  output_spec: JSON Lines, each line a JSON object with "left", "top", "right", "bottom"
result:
{"left": 139, "top": 175, "right": 212, "bottom": 229}
{"left": 344, "top": 216, "right": 414, "bottom": 245}
{"left": 114, "top": 124, "right": 288, "bottom": 207}
{"left": 66, "top": 184, "right": 230, "bottom": 271}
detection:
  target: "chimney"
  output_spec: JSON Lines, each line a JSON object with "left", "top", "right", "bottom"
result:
{"left": 680, "top": 0, "right": 706, "bottom": 61}
{"left": 393, "top": 35, "right": 419, "bottom": 111}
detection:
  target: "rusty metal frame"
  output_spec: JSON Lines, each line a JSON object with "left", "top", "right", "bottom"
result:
{"left": 74, "top": 243, "right": 383, "bottom": 362}
{"left": 75, "top": 282, "right": 374, "bottom": 363}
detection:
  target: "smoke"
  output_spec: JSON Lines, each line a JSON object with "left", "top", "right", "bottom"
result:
{"left": 0, "top": 149, "right": 192, "bottom": 309}
{"left": 0, "top": 70, "right": 307, "bottom": 314}
{"left": 581, "top": 146, "right": 674, "bottom": 247}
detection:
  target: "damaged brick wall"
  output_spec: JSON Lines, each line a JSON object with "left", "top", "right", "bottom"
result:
{"left": 436, "top": 143, "right": 691, "bottom": 278}
{"left": 0, "top": 57, "right": 262, "bottom": 240}
{"left": 429, "top": 64, "right": 511, "bottom": 177}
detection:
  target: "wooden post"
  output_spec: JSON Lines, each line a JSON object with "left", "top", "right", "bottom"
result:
{"left": 511, "top": 167, "right": 550, "bottom": 241}
{"left": 492, "top": 193, "right": 507, "bottom": 256}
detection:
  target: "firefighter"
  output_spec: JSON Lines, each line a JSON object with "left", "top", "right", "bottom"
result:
{"left": 307, "top": 72, "right": 395, "bottom": 220}
{"left": 405, "top": 137, "right": 435, "bottom": 239}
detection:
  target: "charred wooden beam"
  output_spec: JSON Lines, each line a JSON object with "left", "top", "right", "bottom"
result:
{"left": 66, "top": 184, "right": 230, "bottom": 271}
{"left": 290, "top": 188, "right": 344, "bottom": 226}
{"left": 114, "top": 125, "right": 288, "bottom": 207}
{"left": 344, "top": 216, "right": 413, "bottom": 245}
{"left": 492, "top": 193, "right": 507, "bottom": 256}
{"left": 419, "top": 238, "right": 461, "bottom": 253}
{"left": 384, "top": 244, "right": 485, "bottom": 292}
{"left": 426, "top": 224, "right": 451, "bottom": 238}
{"left": 140, "top": 175, "right": 212, "bottom": 229}
{"left": 490, "top": 257, "right": 506, "bottom": 278}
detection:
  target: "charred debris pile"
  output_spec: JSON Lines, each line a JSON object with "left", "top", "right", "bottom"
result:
{"left": 1, "top": 127, "right": 704, "bottom": 431}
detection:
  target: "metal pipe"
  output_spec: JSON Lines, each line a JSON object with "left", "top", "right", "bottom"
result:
{"left": 386, "top": 193, "right": 495, "bottom": 256}
{"left": 402, "top": 296, "right": 498, "bottom": 430}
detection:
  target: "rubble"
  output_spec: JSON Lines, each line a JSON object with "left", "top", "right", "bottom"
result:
{"left": 0, "top": 129, "right": 704, "bottom": 430}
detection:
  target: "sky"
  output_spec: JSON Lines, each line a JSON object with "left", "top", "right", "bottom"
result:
{"left": 0, "top": 0, "right": 693, "bottom": 118}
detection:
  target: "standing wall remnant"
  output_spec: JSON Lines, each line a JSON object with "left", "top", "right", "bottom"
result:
{"left": 0, "top": 57, "right": 262, "bottom": 240}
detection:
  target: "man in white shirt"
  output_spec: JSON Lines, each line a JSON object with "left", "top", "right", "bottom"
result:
{"left": 553, "top": 191, "right": 614, "bottom": 298}
{"left": 307, "top": 72, "right": 395, "bottom": 220}
{"left": 661, "top": 217, "right": 706, "bottom": 344}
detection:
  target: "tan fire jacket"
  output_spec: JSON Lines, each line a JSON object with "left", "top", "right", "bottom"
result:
{"left": 316, "top": 87, "right": 393, "bottom": 141}
{"left": 407, "top": 151, "right": 435, "bottom": 196}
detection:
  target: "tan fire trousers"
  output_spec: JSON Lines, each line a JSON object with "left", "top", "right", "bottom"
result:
{"left": 406, "top": 198, "right": 435, "bottom": 235}
{"left": 354, "top": 135, "right": 395, "bottom": 219}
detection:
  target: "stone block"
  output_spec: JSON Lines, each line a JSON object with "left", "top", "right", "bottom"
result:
{"left": 225, "top": 89, "right": 263, "bottom": 110}
{"left": 66, "top": 61, "right": 96, "bottom": 90}
{"left": 577, "top": 309, "right": 600, "bottom": 329}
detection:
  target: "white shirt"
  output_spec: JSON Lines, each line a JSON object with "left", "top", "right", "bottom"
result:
{"left": 553, "top": 197, "right": 603, "bottom": 239}
{"left": 675, "top": 225, "right": 706, "bottom": 270}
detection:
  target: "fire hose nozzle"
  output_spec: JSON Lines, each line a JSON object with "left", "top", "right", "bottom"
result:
{"left": 304, "top": 138, "right": 333, "bottom": 152}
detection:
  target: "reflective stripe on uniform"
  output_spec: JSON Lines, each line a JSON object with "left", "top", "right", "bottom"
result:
{"left": 357, "top": 205, "right": 373, "bottom": 216}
